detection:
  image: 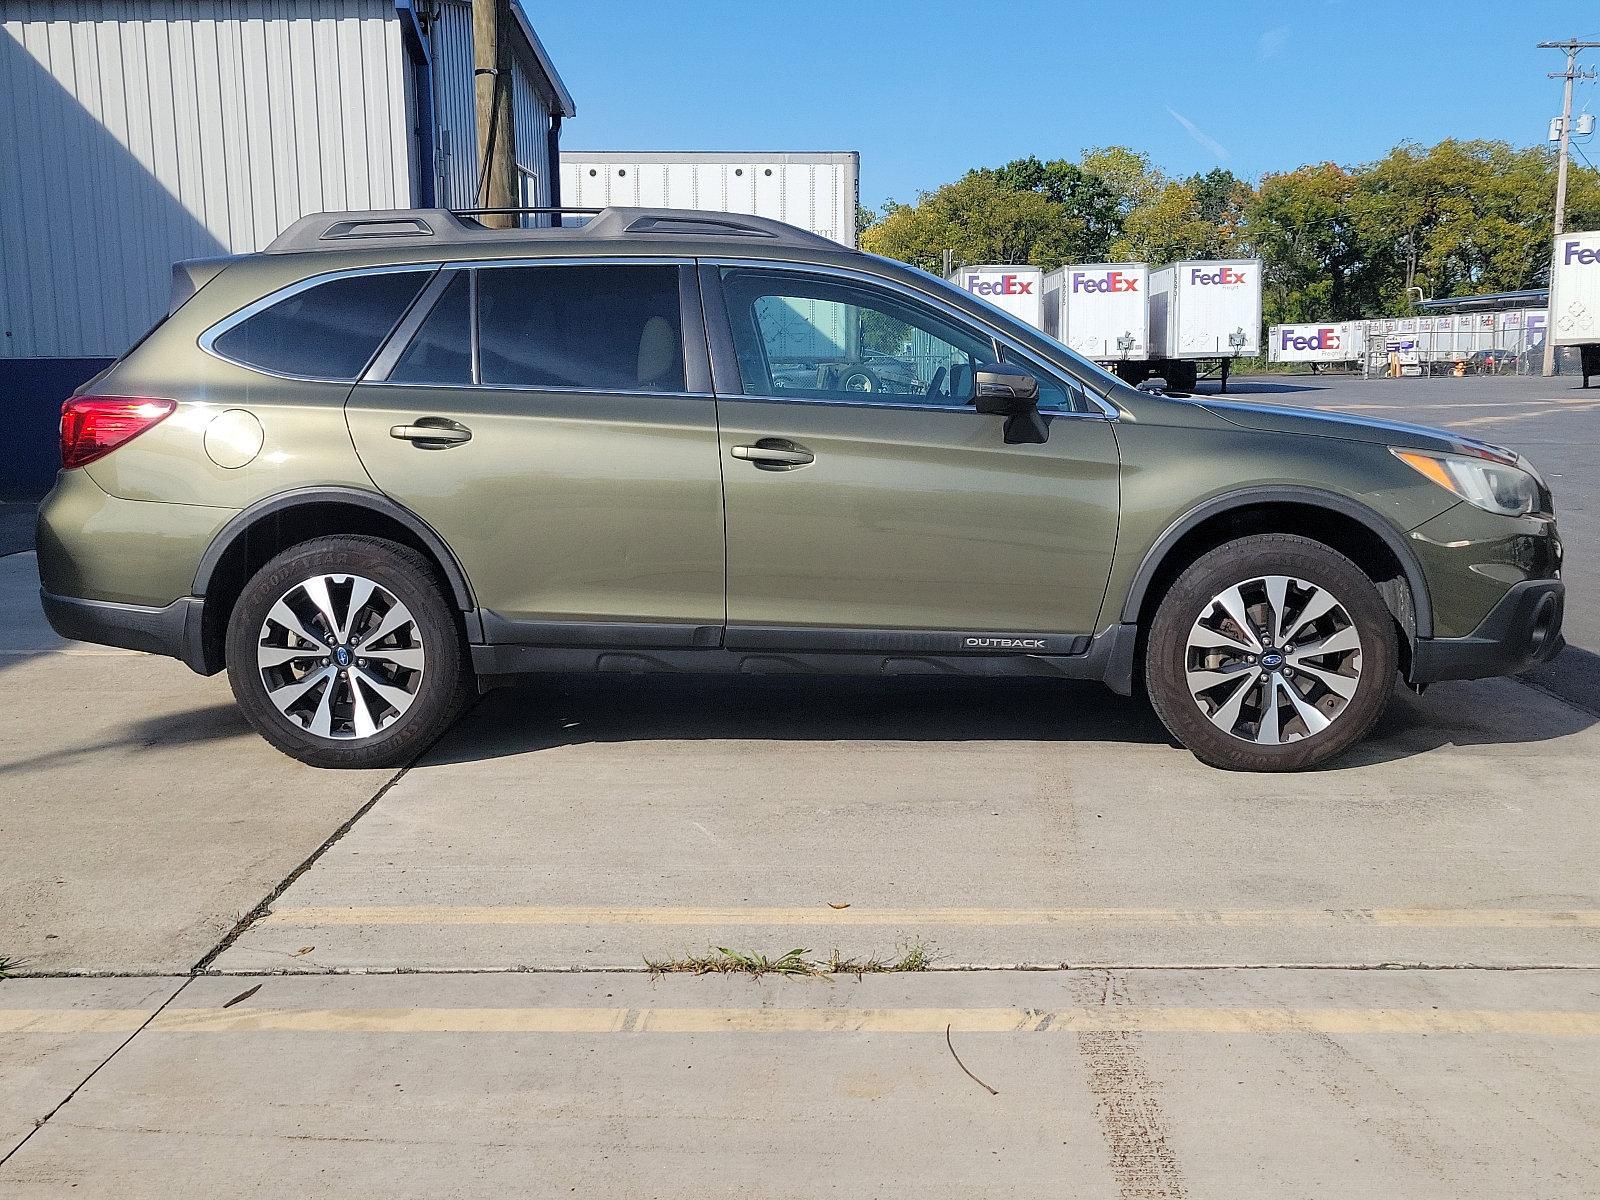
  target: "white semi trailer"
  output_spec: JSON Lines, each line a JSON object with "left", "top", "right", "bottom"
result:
{"left": 1267, "top": 322, "right": 1365, "bottom": 365}
{"left": 1547, "top": 229, "right": 1600, "bottom": 347}
{"left": 1144, "top": 259, "right": 1263, "bottom": 392}
{"left": 1041, "top": 262, "right": 1149, "bottom": 364}
{"left": 558, "top": 151, "right": 860, "bottom": 247}
{"left": 949, "top": 265, "right": 1045, "bottom": 330}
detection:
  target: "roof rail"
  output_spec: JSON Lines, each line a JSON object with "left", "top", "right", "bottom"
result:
{"left": 449, "top": 206, "right": 602, "bottom": 219}
{"left": 263, "top": 206, "right": 841, "bottom": 254}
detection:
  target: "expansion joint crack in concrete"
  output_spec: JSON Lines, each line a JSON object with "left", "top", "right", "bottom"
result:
{"left": 188, "top": 763, "right": 413, "bottom": 975}
{"left": 0, "top": 976, "right": 192, "bottom": 1167}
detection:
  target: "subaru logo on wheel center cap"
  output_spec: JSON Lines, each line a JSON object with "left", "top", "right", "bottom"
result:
{"left": 1261, "top": 651, "right": 1284, "bottom": 669}
{"left": 334, "top": 646, "right": 351, "bottom": 668}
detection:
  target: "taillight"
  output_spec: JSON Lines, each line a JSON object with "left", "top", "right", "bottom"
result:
{"left": 60, "top": 396, "right": 177, "bottom": 469}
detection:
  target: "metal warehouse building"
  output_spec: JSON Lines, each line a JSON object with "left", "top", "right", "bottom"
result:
{"left": 0, "top": 0, "right": 573, "bottom": 490}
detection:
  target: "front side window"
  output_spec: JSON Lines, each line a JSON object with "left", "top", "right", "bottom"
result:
{"left": 476, "top": 263, "right": 685, "bottom": 392}
{"left": 212, "top": 271, "right": 430, "bottom": 380}
{"left": 720, "top": 268, "right": 1000, "bottom": 406}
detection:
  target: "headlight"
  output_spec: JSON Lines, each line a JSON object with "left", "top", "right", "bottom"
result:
{"left": 1392, "top": 447, "right": 1539, "bottom": 518}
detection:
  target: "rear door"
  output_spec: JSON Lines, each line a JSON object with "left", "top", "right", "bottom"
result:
{"left": 347, "top": 259, "right": 726, "bottom": 642}
{"left": 704, "top": 262, "right": 1121, "bottom": 648}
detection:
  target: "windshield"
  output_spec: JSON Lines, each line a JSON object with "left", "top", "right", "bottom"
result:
{"left": 896, "top": 260, "right": 1135, "bottom": 394}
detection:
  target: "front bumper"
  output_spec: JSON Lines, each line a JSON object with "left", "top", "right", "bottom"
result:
{"left": 1409, "top": 578, "right": 1565, "bottom": 684}
{"left": 39, "top": 589, "right": 216, "bottom": 675}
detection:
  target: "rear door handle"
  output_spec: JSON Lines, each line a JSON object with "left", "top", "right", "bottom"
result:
{"left": 731, "top": 439, "right": 814, "bottom": 468}
{"left": 390, "top": 418, "right": 472, "bottom": 448}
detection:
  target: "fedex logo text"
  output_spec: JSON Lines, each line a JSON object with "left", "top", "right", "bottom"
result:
{"left": 1190, "top": 266, "right": 1249, "bottom": 286}
{"left": 1281, "top": 327, "right": 1340, "bottom": 351}
{"left": 1563, "top": 240, "right": 1600, "bottom": 266}
{"left": 1071, "top": 271, "right": 1140, "bottom": 294}
{"left": 965, "top": 274, "right": 1034, "bottom": 297}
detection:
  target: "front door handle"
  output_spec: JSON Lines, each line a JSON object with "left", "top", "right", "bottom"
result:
{"left": 731, "top": 439, "right": 814, "bottom": 469}
{"left": 391, "top": 418, "right": 472, "bottom": 448}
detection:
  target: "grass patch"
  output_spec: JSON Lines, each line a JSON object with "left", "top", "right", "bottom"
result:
{"left": 647, "top": 941, "right": 936, "bottom": 979}
{"left": 0, "top": 956, "right": 16, "bottom": 979}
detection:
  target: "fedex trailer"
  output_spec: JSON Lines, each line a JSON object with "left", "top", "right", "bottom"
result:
{"left": 1144, "top": 259, "right": 1264, "bottom": 391}
{"left": 1548, "top": 230, "right": 1600, "bottom": 346}
{"left": 950, "top": 265, "right": 1045, "bottom": 330}
{"left": 1042, "top": 263, "right": 1149, "bottom": 363}
{"left": 1268, "top": 322, "right": 1365, "bottom": 365}
{"left": 558, "top": 151, "right": 860, "bottom": 247}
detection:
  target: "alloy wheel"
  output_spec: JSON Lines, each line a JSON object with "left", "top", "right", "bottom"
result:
{"left": 1184, "top": 575, "right": 1363, "bottom": 745}
{"left": 255, "top": 573, "right": 425, "bottom": 740}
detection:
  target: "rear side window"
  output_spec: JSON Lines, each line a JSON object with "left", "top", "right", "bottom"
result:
{"left": 211, "top": 271, "right": 430, "bottom": 380}
{"left": 390, "top": 273, "right": 472, "bottom": 385}
{"left": 476, "top": 264, "right": 684, "bottom": 392}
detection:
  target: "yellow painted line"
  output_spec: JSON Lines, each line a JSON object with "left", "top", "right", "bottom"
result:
{"left": 5, "top": 1006, "right": 1600, "bottom": 1036}
{"left": 0, "top": 1010, "right": 151, "bottom": 1034}
{"left": 257, "top": 905, "right": 1600, "bottom": 930}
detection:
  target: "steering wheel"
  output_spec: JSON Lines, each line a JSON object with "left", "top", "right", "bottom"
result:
{"left": 924, "top": 365, "right": 947, "bottom": 399}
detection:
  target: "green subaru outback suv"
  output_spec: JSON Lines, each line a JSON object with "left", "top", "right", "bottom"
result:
{"left": 37, "top": 207, "right": 1564, "bottom": 771}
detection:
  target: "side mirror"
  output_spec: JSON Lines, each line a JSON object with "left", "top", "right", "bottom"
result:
{"left": 973, "top": 366, "right": 1048, "bottom": 445}
{"left": 1136, "top": 377, "right": 1168, "bottom": 394}
{"left": 973, "top": 367, "right": 1040, "bottom": 414}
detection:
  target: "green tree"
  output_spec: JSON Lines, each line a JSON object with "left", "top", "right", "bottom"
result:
{"left": 977, "top": 155, "right": 1123, "bottom": 258}
{"left": 1113, "top": 179, "right": 1247, "bottom": 262}
{"left": 1246, "top": 163, "right": 1369, "bottom": 323}
{"left": 1079, "top": 146, "right": 1165, "bottom": 218}
{"left": 861, "top": 172, "right": 1082, "bottom": 272}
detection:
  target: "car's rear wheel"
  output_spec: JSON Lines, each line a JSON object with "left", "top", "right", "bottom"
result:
{"left": 1145, "top": 534, "right": 1397, "bottom": 771}
{"left": 226, "top": 535, "right": 471, "bottom": 769}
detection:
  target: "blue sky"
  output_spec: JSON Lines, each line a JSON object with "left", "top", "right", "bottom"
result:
{"left": 529, "top": 1, "right": 1600, "bottom": 208}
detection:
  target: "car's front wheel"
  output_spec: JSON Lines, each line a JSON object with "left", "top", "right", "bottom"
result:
{"left": 225, "top": 535, "right": 471, "bottom": 769}
{"left": 1145, "top": 534, "right": 1397, "bottom": 771}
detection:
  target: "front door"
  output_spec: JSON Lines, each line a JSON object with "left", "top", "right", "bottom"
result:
{"left": 707, "top": 264, "right": 1120, "bottom": 648}
{"left": 347, "top": 260, "right": 726, "bottom": 641}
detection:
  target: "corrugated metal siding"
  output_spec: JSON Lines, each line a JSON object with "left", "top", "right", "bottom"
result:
{"left": 510, "top": 46, "right": 550, "bottom": 215}
{"left": 0, "top": 0, "right": 413, "bottom": 359}
{"left": 427, "top": 0, "right": 475, "bottom": 211}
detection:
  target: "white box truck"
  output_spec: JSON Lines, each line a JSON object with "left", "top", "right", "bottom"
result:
{"left": 1547, "top": 229, "right": 1600, "bottom": 346}
{"left": 558, "top": 151, "right": 860, "bottom": 247}
{"left": 1145, "top": 259, "right": 1264, "bottom": 391}
{"left": 950, "top": 265, "right": 1045, "bottom": 330}
{"left": 1042, "top": 263, "right": 1149, "bottom": 364}
{"left": 1267, "top": 321, "right": 1365, "bottom": 365}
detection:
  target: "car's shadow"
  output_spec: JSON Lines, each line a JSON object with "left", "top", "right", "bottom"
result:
{"left": 422, "top": 649, "right": 1600, "bottom": 773}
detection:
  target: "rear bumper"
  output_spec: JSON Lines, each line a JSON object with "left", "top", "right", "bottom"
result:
{"left": 1409, "top": 579, "right": 1565, "bottom": 684}
{"left": 39, "top": 589, "right": 216, "bottom": 675}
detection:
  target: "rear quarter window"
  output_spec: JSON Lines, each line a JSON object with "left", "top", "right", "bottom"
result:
{"left": 211, "top": 271, "right": 431, "bottom": 380}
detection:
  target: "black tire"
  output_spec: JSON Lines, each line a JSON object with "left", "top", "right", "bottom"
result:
{"left": 225, "top": 535, "right": 472, "bottom": 769}
{"left": 1145, "top": 534, "right": 1397, "bottom": 772}
{"left": 839, "top": 365, "right": 881, "bottom": 393}
{"left": 1167, "top": 360, "right": 1199, "bottom": 392}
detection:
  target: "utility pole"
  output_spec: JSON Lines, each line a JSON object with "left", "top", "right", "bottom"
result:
{"left": 1538, "top": 39, "right": 1600, "bottom": 376}
{"left": 472, "top": 0, "right": 518, "bottom": 229}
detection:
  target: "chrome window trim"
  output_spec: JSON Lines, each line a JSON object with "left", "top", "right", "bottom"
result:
{"left": 198, "top": 263, "right": 441, "bottom": 383}
{"left": 354, "top": 380, "right": 715, "bottom": 401}
{"left": 707, "top": 257, "right": 1122, "bottom": 419}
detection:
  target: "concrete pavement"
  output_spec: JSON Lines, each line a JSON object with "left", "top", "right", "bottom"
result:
{"left": 5, "top": 969, "right": 1599, "bottom": 1197}
{"left": 214, "top": 673, "right": 1600, "bottom": 973}
{"left": 0, "top": 552, "right": 393, "bottom": 975}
